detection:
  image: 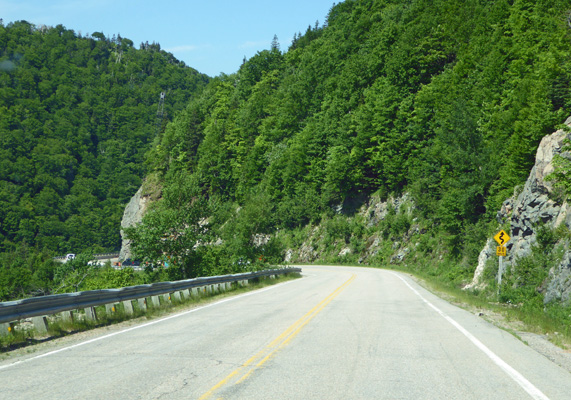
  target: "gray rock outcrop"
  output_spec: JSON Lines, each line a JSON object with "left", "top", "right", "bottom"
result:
{"left": 469, "top": 117, "right": 571, "bottom": 304}
{"left": 545, "top": 250, "right": 571, "bottom": 304}
{"left": 119, "top": 186, "right": 152, "bottom": 261}
{"left": 508, "top": 128, "right": 567, "bottom": 259}
{"left": 284, "top": 193, "right": 412, "bottom": 264}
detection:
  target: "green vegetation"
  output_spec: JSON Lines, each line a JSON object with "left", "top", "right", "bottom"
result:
{"left": 135, "top": 0, "right": 571, "bottom": 271}
{"left": 0, "top": 273, "right": 300, "bottom": 353}
{"left": 3, "top": 0, "right": 571, "bottom": 352}
{"left": 124, "top": 0, "right": 571, "bottom": 342}
{"left": 0, "top": 21, "right": 208, "bottom": 299}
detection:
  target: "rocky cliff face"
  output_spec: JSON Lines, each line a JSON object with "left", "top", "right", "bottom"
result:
{"left": 285, "top": 193, "right": 414, "bottom": 264}
{"left": 119, "top": 121, "right": 571, "bottom": 306}
{"left": 119, "top": 186, "right": 152, "bottom": 261}
{"left": 468, "top": 117, "right": 571, "bottom": 305}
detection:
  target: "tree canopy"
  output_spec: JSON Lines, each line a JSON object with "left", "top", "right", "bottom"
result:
{"left": 4, "top": 0, "right": 571, "bottom": 300}
{"left": 0, "top": 21, "right": 208, "bottom": 299}
{"left": 150, "top": 0, "right": 571, "bottom": 245}
{"left": 0, "top": 21, "right": 209, "bottom": 255}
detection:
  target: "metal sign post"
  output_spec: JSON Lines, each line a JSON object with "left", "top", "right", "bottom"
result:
{"left": 497, "top": 251, "right": 504, "bottom": 286}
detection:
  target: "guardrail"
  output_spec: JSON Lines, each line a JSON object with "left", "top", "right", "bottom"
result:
{"left": 53, "top": 253, "right": 120, "bottom": 261}
{"left": 0, "top": 268, "right": 301, "bottom": 329}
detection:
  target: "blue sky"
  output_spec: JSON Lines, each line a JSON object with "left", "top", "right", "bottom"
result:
{"left": 0, "top": 0, "right": 336, "bottom": 77}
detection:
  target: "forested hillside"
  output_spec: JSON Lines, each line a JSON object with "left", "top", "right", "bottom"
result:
{"left": 0, "top": 21, "right": 208, "bottom": 298}
{"left": 132, "top": 0, "right": 571, "bottom": 279}
{"left": 4, "top": 0, "right": 571, "bottom": 313}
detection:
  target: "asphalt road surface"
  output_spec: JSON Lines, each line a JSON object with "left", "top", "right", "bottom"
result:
{"left": 1, "top": 265, "right": 570, "bottom": 399}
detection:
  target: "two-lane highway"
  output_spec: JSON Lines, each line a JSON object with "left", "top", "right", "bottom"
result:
{"left": 1, "top": 265, "right": 570, "bottom": 399}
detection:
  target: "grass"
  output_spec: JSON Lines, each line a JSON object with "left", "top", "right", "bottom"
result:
{"left": 0, "top": 273, "right": 301, "bottom": 354}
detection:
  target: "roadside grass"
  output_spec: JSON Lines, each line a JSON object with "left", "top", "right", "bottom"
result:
{"left": 0, "top": 273, "right": 301, "bottom": 354}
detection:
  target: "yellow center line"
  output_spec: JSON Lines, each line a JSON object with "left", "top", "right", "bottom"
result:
{"left": 199, "top": 273, "right": 356, "bottom": 400}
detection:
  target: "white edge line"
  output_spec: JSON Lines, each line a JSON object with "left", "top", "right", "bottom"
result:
{"left": 0, "top": 279, "right": 299, "bottom": 371}
{"left": 389, "top": 271, "right": 550, "bottom": 400}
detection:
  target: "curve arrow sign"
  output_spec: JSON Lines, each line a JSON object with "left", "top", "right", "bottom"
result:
{"left": 494, "top": 230, "right": 511, "bottom": 246}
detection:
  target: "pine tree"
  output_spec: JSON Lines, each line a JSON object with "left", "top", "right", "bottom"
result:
{"left": 271, "top": 35, "right": 280, "bottom": 52}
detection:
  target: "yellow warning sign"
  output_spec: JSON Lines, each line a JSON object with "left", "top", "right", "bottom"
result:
{"left": 494, "top": 230, "right": 511, "bottom": 246}
{"left": 496, "top": 246, "right": 507, "bottom": 257}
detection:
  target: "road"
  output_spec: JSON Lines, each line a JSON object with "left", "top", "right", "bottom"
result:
{"left": 1, "top": 265, "right": 570, "bottom": 399}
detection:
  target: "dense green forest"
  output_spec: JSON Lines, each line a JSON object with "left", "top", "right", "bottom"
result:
{"left": 0, "top": 21, "right": 208, "bottom": 298}
{"left": 3, "top": 0, "right": 571, "bottom": 312}
{"left": 132, "top": 0, "right": 571, "bottom": 274}
{"left": 126, "top": 0, "right": 571, "bottom": 336}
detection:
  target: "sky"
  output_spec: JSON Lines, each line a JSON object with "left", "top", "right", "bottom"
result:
{"left": 0, "top": 0, "right": 336, "bottom": 77}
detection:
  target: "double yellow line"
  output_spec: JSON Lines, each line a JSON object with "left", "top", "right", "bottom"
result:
{"left": 199, "top": 273, "right": 357, "bottom": 400}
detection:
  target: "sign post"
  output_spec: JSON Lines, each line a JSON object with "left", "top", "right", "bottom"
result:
{"left": 494, "top": 230, "right": 510, "bottom": 295}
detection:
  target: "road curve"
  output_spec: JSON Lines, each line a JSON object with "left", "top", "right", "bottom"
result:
{"left": 1, "top": 265, "right": 570, "bottom": 399}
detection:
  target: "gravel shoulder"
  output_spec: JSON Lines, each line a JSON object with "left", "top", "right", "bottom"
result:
{"left": 516, "top": 331, "right": 571, "bottom": 373}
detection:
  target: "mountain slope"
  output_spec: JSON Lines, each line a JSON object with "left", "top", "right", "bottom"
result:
{"left": 145, "top": 0, "right": 571, "bottom": 245}
{"left": 0, "top": 21, "right": 208, "bottom": 254}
